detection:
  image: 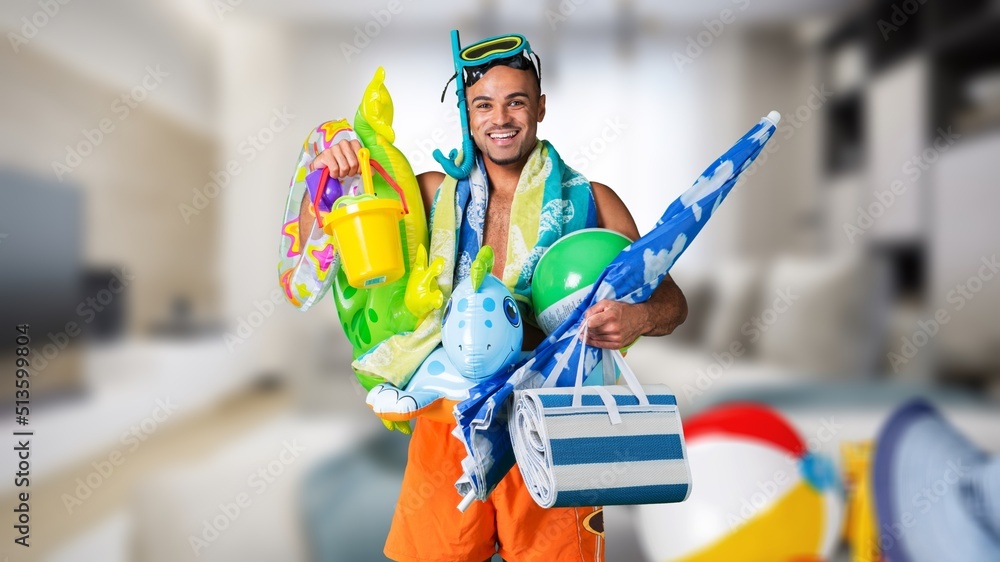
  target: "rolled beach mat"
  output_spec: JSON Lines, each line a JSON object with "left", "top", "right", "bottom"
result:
{"left": 510, "top": 349, "right": 691, "bottom": 509}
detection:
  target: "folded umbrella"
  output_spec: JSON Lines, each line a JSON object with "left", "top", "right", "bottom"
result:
{"left": 454, "top": 111, "right": 782, "bottom": 510}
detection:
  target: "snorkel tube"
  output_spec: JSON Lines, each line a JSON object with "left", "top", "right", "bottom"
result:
{"left": 433, "top": 30, "right": 476, "bottom": 179}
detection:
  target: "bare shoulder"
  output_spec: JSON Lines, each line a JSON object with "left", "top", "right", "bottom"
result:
{"left": 416, "top": 171, "right": 445, "bottom": 221}
{"left": 590, "top": 181, "right": 640, "bottom": 241}
{"left": 417, "top": 170, "right": 444, "bottom": 190}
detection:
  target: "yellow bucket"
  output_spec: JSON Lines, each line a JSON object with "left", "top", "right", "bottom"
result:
{"left": 324, "top": 194, "right": 405, "bottom": 288}
{"left": 321, "top": 147, "right": 411, "bottom": 289}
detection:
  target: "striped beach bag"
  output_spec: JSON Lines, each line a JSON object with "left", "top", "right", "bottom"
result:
{"left": 510, "top": 329, "right": 692, "bottom": 508}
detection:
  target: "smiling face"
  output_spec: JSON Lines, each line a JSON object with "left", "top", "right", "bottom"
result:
{"left": 465, "top": 65, "right": 545, "bottom": 167}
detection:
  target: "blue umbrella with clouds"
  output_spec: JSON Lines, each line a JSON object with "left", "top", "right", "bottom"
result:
{"left": 452, "top": 111, "right": 783, "bottom": 510}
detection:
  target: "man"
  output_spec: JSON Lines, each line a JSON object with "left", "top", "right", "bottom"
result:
{"left": 308, "top": 33, "right": 686, "bottom": 562}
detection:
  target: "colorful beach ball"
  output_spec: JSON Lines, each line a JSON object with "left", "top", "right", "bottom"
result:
{"left": 636, "top": 404, "right": 844, "bottom": 562}
{"left": 531, "top": 228, "right": 631, "bottom": 335}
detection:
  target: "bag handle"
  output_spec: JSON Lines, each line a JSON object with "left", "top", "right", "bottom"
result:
{"left": 541, "top": 322, "right": 650, "bottom": 425}
{"left": 602, "top": 349, "right": 616, "bottom": 385}
{"left": 603, "top": 347, "right": 650, "bottom": 407}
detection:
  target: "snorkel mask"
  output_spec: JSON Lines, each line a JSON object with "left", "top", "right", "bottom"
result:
{"left": 434, "top": 30, "right": 541, "bottom": 179}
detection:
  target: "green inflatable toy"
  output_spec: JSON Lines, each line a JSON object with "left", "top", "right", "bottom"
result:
{"left": 278, "top": 67, "right": 443, "bottom": 407}
{"left": 330, "top": 69, "right": 443, "bottom": 391}
{"left": 531, "top": 228, "right": 631, "bottom": 335}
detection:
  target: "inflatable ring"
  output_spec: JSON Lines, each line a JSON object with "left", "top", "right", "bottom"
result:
{"left": 278, "top": 120, "right": 362, "bottom": 310}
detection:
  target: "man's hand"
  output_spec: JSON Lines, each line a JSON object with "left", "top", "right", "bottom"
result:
{"left": 584, "top": 300, "right": 650, "bottom": 349}
{"left": 310, "top": 138, "right": 363, "bottom": 178}
{"left": 299, "top": 139, "right": 363, "bottom": 228}
{"left": 583, "top": 275, "right": 687, "bottom": 349}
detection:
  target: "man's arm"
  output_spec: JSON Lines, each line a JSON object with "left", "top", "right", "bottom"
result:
{"left": 584, "top": 182, "right": 688, "bottom": 348}
{"left": 416, "top": 171, "right": 444, "bottom": 223}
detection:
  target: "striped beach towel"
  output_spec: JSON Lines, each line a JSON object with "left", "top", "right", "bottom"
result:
{"left": 510, "top": 327, "right": 692, "bottom": 508}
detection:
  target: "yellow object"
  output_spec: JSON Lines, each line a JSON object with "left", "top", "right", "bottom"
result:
{"left": 678, "top": 482, "right": 825, "bottom": 562}
{"left": 358, "top": 147, "right": 375, "bottom": 196}
{"left": 359, "top": 67, "right": 428, "bottom": 274}
{"left": 360, "top": 67, "right": 396, "bottom": 144}
{"left": 323, "top": 148, "right": 406, "bottom": 288}
{"left": 381, "top": 418, "right": 411, "bottom": 434}
{"left": 404, "top": 244, "right": 445, "bottom": 323}
{"left": 842, "top": 441, "right": 883, "bottom": 562}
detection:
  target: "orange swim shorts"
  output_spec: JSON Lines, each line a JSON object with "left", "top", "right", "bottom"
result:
{"left": 384, "top": 417, "right": 605, "bottom": 562}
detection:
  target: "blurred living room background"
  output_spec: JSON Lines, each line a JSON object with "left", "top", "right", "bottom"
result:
{"left": 2, "top": 0, "right": 999, "bottom": 560}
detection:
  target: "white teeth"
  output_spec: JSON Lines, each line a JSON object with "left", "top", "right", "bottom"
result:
{"left": 489, "top": 131, "right": 516, "bottom": 139}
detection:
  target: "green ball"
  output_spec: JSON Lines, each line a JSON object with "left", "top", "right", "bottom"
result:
{"left": 531, "top": 228, "right": 631, "bottom": 335}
